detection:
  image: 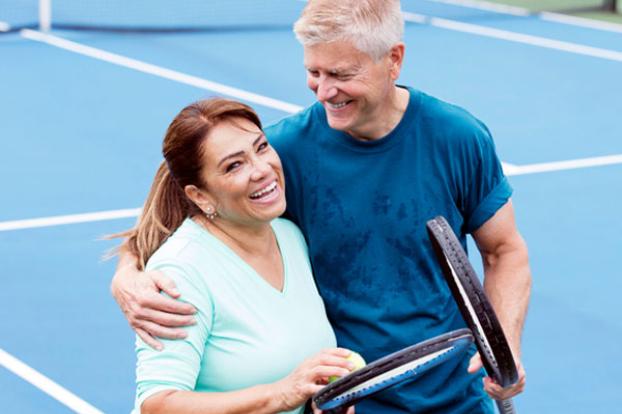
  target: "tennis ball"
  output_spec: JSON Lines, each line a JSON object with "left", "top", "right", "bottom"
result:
{"left": 328, "top": 351, "right": 366, "bottom": 383}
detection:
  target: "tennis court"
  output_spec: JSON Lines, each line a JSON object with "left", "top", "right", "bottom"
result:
{"left": 1, "top": 0, "right": 621, "bottom": 412}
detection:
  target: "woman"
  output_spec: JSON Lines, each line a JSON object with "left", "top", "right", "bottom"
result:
{"left": 120, "top": 98, "right": 353, "bottom": 414}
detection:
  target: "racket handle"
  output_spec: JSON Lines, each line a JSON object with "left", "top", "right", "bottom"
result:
{"left": 496, "top": 398, "right": 516, "bottom": 414}
{"left": 324, "top": 407, "right": 349, "bottom": 414}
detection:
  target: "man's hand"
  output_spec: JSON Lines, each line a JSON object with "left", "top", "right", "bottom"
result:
{"left": 467, "top": 352, "right": 526, "bottom": 400}
{"left": 110, "top": 265, "right": 196, "bottom": 350}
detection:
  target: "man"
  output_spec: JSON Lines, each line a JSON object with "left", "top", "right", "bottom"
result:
{"left": 112, "top": 1, "right": 531, "bottom": 412}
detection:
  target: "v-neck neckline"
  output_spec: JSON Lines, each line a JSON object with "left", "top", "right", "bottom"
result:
{"left": 187, "top": 218, "right": 289, "bottom": 296}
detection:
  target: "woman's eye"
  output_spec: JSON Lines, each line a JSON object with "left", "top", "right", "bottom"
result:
{"left": 258, "top": 142, "right": 269, "bottom": 152}
{"left": 226, "top": 161, "right": 241, "bottom": 173}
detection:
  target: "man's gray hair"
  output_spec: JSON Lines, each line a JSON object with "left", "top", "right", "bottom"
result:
{"left": 293, "top": 0, "right": 404, "bottom": 61}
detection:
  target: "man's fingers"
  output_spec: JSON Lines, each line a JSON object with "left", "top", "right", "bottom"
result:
{"left": 136, "top": 328, "right": 163, "bottom": 351}
{"left": 467, "top": 352, "right": 483, "bottom": 373}
{"left": 138, "top": 291, "right": 196, "bottom": 315}
{"left": 151, "top": 271, "right": 181, "bottom": 298}
{"left": 483, "top": 375, "right": 526, "bottom": 400}
{"left": 139, "top": 320, "right": 188, "bottom": 340}
{"left": 138, "top": 308, "right": 196, "bottom": 327}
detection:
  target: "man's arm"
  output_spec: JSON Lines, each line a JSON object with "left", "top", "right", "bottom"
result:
{"left": 110, "top": 249, "right": 196, "bottom": 350}
{"left": 470, "top": 199, "right": 531, "bottom": 399}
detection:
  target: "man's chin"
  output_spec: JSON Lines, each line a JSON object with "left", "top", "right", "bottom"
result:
{"left": 326, "top": 117, "right": 351, "bottom": 132}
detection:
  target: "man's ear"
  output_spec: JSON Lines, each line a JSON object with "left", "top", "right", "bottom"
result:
{"left": 388, "top": 43, "right": 405, "bottom": 80}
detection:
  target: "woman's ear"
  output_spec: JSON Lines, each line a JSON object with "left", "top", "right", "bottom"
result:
{"left": 184, "top": 184, "right": 215, "bottom": 214}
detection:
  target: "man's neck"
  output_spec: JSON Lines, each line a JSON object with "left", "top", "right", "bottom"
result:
{"left": 347, "top": 86, "right": 410, "bottom": 141}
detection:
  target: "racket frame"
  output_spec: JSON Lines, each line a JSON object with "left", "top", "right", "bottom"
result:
{"left": 313, "top": 328, "right": 473, "bottom": 410}
{"left": 426, "top": 216, "right": 519, "bottom": 413}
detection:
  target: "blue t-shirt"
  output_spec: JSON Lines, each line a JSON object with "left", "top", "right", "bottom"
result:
{"left": 266, "top": 87, "right": 512, "bottom": 413}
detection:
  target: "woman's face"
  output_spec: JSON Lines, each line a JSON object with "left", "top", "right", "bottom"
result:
{"left": 198, "top": 118, "right": 286, "bottom": 226}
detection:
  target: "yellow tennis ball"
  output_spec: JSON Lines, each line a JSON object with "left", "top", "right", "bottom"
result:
{"left": 329, "top": 351, "right": 366, "bottom": 383}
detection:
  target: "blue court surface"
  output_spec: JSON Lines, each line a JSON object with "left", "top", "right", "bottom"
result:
{"left": 1, "top": 0, "right": 621, "bottom": 412}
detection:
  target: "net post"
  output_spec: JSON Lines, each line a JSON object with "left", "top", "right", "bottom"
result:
{"left": 602, "top": 0, "right": 618, "bottom": 12}
{"left": 39, "top": 0, "right": 52, "bottom": 32}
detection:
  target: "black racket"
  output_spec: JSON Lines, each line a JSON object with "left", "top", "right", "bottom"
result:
{"left": 312, "top": 328, "right": 473, "bottom": 412}
{"left": 426, "top": 216, "right": 518, "bottom": 414}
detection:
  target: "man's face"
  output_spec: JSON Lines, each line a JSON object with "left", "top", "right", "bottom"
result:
{"left": 303, "top": 40, "right": 399, "bottom": 140}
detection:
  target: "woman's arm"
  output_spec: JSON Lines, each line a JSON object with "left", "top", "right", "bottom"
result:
{"left": 141, "top": 348, "right": 353, "bottom": 414}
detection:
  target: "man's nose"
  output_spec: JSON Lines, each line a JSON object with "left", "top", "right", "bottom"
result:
{"left": 315, "top": 77, "right": 337, "bottom": 101}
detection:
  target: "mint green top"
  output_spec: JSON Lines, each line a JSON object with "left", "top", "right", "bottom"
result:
{"left": 133, "top": 218, "right": 336, "bottom": 413}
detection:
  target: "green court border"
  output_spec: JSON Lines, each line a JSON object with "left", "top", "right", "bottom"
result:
{"left": 485, "top": 0, "right": 622, "bottom": 23}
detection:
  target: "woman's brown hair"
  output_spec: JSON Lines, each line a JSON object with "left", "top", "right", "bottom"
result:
{"left": 118, "top": 98, "right": 261, "bottom": 269}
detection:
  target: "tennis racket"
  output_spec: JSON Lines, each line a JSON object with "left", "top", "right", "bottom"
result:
{"left": 312, "top": 328, "right": 474, "bottom": 413}
{"left": 426, "top": 216, "right": 518, "bottom": 414}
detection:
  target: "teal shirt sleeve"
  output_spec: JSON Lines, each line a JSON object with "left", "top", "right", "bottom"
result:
{"left": 455, "top": 120, "right": 513, "bottom": 233}
{"left": 134, "top": 261, "right": 214, "bottom": 410}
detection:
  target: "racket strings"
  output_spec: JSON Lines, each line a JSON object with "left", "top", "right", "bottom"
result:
{"left": 329, "top": 346, "right": 458, "bottom": 405}
{"left": 314, "top": 330, "right": 474, "bottom": 410}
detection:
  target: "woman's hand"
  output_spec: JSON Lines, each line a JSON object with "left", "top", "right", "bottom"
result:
{"left": 274, "top": 348, "right": 354, "bottom": 411}
{"left": 312, "top": 401, "right": 355, "bottom": 414}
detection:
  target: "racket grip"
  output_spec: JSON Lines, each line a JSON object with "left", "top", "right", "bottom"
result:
{"left": 496, "top": 398, "right": 516, "bottom": 414}
{"left": 324, "top": 407, "right": 349, "bottom": 414}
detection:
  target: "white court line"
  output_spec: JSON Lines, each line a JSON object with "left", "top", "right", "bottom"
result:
{"left": 0, "top": 348, "right": 104, "bottom": 414}
{"left": 501, "top": 161, "right": 520, "bottom": 175}
{"left": 13, "top": 29, "right": 622, "bottom": 230}
{"left": 2, "top": 156, "right": 621, "bottom": 231}
{"left": 424, "top": 0, "right": 622, "bottom": 33}
{"left": 403, "top": 12, "right": 622, "bottom": 62}
{"left": 505, "top": 153, "right": 622, "bottom": 176}
{"left": 423, "top": 0, "right": 529, "bottom": 16}
{"left": 540, "top": 12, "right": 622, "bottom": 34}
{"left": 20, "top": 29, "right": 304, "bottom": 114}
{"left": 0, "top": 208, "right": 141, "bottom": 231}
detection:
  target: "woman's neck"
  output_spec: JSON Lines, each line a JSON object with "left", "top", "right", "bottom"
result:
{"left": 193, "top": 215, "right": 276, "bottom": 256}
{"left": 193, "top": 215, "right": 284, "bottom": 291}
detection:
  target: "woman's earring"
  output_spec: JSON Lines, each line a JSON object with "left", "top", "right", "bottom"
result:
{"left": 205, "top": 206, "right": 218, "bottom": 220}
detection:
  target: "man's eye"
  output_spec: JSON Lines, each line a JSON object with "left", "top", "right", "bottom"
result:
{"left": 308, "top": 70, "right": 320, "bottom": 77}
{"left": 226, "top": 161, "right": 241, "bottom": 172}
{"left": 258, "top": 142, "right": 269, "bottom": 152}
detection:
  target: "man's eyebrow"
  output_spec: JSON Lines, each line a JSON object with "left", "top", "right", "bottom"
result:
{"left": 305, "top": 64, "right": 360, "bottom": 74}
{"left": 216, "top": 133, "right": 264, "bottom": 168}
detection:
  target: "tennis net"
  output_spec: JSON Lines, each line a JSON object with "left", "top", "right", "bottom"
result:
{"left": 1, "top": 0, "right": 619, "bottom": 34}
{"left": 0, "top": 0, "right": 306, "bottom": 33}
